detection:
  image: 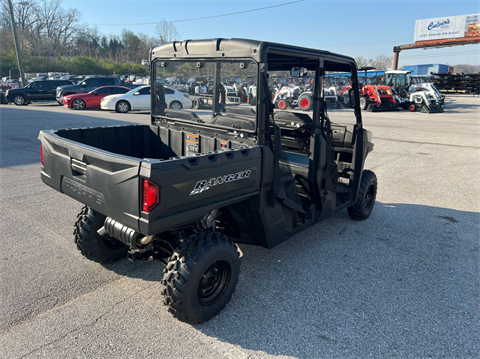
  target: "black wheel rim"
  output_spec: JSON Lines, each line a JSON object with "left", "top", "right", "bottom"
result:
{"left": 197, "top": 260, "right": 231, "bottom": 306}
{"left": 363, "top": 184, "right": 375, "bottom": 210}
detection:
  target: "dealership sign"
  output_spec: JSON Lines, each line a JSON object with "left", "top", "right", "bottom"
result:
{"left": 414, "top": 14, "right": 480, "bottom": 41}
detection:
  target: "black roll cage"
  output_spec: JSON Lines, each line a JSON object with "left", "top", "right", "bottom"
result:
{"left": 149, "top": 38, "right": 363, "bottom": 135}
{"left": 149, "top": 39, "right": 365, "bottom": 203}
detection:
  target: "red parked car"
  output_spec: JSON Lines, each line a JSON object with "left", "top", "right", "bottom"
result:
{"left": 63, "top": 86, "right": 130, "bottom": 110}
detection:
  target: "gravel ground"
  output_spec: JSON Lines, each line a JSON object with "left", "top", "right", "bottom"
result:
{"left": 0, "top": 95, "right": 479, "bottom": 359}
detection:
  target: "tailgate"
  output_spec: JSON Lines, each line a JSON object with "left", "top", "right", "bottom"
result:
{"left": 138, "top": 147, "right": 262, "bottom": 235}
{"left": 39, "top": 130, "right": 141, "bottom": 231}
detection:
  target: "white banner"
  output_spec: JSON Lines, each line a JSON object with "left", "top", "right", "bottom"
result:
{"left": 414, "top": 14, "right": 480, "bottom": 42}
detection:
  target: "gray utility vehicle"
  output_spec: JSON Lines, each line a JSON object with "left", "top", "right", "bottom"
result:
{"left": 39, "top": 39, "right": 377, "bottom": 324}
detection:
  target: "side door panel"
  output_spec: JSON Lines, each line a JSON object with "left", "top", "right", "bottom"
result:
{"left": 136, "top": 87, "right": 151, "bottom": 109}
{"left": 164, "top": 88, "right": 174, "bottom": 107}
{"left": 90, "top": 87, "right": 111, "bottom": 107}
{"left": 43, "top": 82, "right": 56, "bottom": 100}
{"left": 25, "top": 82, "right": 43, "bottom": 100}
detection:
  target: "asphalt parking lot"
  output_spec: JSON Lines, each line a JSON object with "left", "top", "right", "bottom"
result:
{"left": 0, "top": 96, "right": 479, "bottom": 359}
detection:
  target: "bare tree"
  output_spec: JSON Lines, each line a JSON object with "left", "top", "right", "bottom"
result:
{"left": 369, "top": 54, "right": 393, "bottom": 70}
{"left": 155, "top": 20, "right": 180, "bottom": 44}
{"left": 354, "top": 56, "right": 369, "bottom": 68}
{"left": 451, "top": 64, "right": 480, "bottom": 74}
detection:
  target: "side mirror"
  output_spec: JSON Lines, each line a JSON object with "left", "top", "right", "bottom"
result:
{"left": 348, "top": 88, "right": 356, "bottom": 108}
{"left": 134, "top": 92, "right": 139, "bottom": 96}
{"left": 81, "top": 82, "right": 86, "bottom": 86}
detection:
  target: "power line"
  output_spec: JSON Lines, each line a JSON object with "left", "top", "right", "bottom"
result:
{"left": 87, "top": 0, "right": 305, "bottom": 26}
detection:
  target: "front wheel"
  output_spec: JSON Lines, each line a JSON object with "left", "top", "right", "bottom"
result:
{"left": 72, "top": 99, "right": 86, "bottom": 110}
{"left": 348, "top": 170, "right": 377, "bottom": 220}
{"left": 276, "top": 99, "right": 288, "bottom": 110}
{"left": 13, "top": 95, "right": 26, "bottom": 106}
{"left": 162, "top": 230, "right": 240, "bottom": 324}
{"left": 116, "top": 100, "right": 130, "bottom": 113}
{"left": 359, "top": 96, "right": 369, "bottom": 110}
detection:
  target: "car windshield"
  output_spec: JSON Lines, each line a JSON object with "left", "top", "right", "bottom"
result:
{"left": 152, "top": 60, "right": 258, "bottom": 132}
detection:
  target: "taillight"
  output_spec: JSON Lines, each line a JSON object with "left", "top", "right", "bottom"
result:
{"left": 142, "top": 179, "right": 160, "bottom": 213}
{"left": 183, "top": 93, "right": 189, "bottom": 98}
{"left": 40, "top": 144, "right": 44, "bottom": 167}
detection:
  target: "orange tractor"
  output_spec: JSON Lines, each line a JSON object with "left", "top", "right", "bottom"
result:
{"left": 342, "top": 67, "right": 400, "bottom": 111}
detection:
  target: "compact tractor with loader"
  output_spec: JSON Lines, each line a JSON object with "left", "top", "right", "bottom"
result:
{"left": 384, "top": 70, "right": 445, "bottom": 113}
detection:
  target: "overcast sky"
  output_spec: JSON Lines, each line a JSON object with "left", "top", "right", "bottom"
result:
{"left": 63, "top": 0, "right": 480, "bottom": 67}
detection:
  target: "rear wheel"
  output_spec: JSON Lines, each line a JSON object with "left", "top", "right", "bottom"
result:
{"left": 72, "top": 99, "right": 86, "bottom": 110}
{"left": 298, "top": 93, "right": 313, "bottom": 111}
{"left": 192, "top": 98, "right": 201, "bottom": 109}
{"left": 161, "top": 230, "right": 240, "bottom": 324}
{"left": 73, "top": 206, "right": 128, "bottom": 263}
{"left": 348, "top": 170, "right": 377, "bottom": 220}
{"left": 170, "top": 100, "right": 183, "bottom": 110}
{"left": 116, "top": 100, "right": 130, "bottom": 113}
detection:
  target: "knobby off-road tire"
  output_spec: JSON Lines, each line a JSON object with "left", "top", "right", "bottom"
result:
{"left": 161, "top": 230, "right": 240, "bottom": 324}
{"left": 192, "top": 98, "right": 201, "bottom": 109}
{"left": 298, "top": 93, "right": 313, "bottom": 111}
{"left": 276, "top": 99, "right": 288, "bottom": 110}
{"left": 73, "top": 206, "right": 128, "bottom": 263}
{"left": 348, "top": 170, "right": 377, "bottom": 220}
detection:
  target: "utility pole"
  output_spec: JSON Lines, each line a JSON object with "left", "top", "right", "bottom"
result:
{"left": 7, "top": 0, "right": 26, "bottom": 86}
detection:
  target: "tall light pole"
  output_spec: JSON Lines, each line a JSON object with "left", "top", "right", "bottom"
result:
{"left": 7, "top": 0, "right": 27, "bottom": 86}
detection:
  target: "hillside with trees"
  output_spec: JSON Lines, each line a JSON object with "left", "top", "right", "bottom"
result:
{"left": 0, "top": 0, "right": 177, "bottom": 77}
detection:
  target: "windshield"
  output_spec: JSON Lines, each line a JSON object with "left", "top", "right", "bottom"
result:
{"left": 126, "top": 86, "right": 145, "bottom": 95}
{"left": 153, "top": 60, "right": 258, "bottom": 131}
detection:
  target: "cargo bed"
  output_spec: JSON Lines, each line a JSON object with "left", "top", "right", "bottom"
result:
{"left": 39, "top": 124, "right": 261, "bottom": 235}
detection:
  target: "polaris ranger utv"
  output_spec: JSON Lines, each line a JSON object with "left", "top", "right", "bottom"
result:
{"left": 39, "top": 38, "right": 377, "bottom": 324}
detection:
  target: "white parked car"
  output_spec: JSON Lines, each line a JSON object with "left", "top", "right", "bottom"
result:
{"left": 101, "top": 85, "right": 192, "bottom": 113}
